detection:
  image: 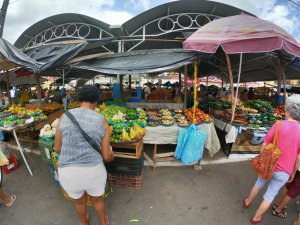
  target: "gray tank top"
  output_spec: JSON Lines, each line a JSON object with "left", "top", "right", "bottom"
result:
{"left": 58, "top": 108, "right": 105, "bottom": 168}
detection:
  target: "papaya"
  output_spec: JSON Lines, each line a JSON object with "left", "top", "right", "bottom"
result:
{"left": 133, "top": 124, "right": 145, "bottom": 137}
{"left": 100, "top": 102, "right": 107, "bottom": 110}
{"left": 122, "top": 127, "right": 131, "bottom": 142}
{"left": 129, "top": 128, "right": 136, "bottom": 140}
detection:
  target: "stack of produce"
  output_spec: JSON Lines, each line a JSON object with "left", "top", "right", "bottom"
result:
{"left": 147, "top": 110, "right": 161, "bottom": 126}
{"left": 2, "top": 104, "right": 48, "bottom": 127}
{"left": 43, "top": 102, "right": 62, "bottom": 111}
{"left": 67, "top": 101, "right": 79, "bottom": 109}
{"left": 274, "top": 105, "right": 285, "bottom": 119}
{"left": 129, "top": 108, "right": 147, "bottom": 127}
{"left": 146, "top": 88, "right": 172, "bottom": 101}
{"left": 159, "top": 109, "right": 174, "bottom": 126}
{"left": 184, "top": 107, "right": 212, "bottom": 124}
{"left": 99, "top": 106, "right": 127, "bottom": 120}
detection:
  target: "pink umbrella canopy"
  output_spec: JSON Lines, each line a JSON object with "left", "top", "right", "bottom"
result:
{"left": 183, "top": 14, "right": 300, "bottom": 57}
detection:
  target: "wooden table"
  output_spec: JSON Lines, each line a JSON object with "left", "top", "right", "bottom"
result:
{"left": 143, "top": 123, "right": 221, "bottom": 167}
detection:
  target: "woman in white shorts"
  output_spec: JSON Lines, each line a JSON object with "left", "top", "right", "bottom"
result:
{"left": 55, "top": 85, "right": 114, "bottom": 225}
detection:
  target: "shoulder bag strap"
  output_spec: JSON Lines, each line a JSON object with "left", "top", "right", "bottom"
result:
{"left": 273, "top": 121, "right": 281, "bottom": 148}
{"left": 64, "top": 111, "right": 102, "bottom": 156}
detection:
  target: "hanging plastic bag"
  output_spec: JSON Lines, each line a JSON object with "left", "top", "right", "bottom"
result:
{"left": 174, "top": 125, "right": 193, "bottom": 159}
{"left": 181, "top": 126, "right": 208, "bottom": 165}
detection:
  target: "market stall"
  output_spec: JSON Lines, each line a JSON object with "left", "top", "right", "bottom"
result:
{"left": 183, "top": 14, "right": 300, "bottom": 155}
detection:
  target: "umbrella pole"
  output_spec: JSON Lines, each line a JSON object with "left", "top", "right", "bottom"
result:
{"left": 184, "top": 65, "right": 188, "bottom": 109}
{"left": 225, "top": 53, "right": 235, "bottom": 123}
{"left": 6, "top": 71, "right": 11, "bottom": 105}
{"left": 192, "top": 62, "right": 198, "bottom": 123}
{"left": 280, "top": 60, "right": 287, "bottom": 103}
{"left": 35, "top": 75, "right": 42, "bottom": 108}
{"left": 231, "top": 53, "right": 243, "bottom": 123}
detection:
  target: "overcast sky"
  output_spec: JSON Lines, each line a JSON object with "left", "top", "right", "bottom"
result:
{"left": 4, "top": 0, "right": 300, "bottom": 44}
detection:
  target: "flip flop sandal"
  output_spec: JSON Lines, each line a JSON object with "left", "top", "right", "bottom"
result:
{"left": 250, "top": 216, "right": 263, "bottom": 224}
{"left": 272, "top": 209, "right": 287, "bottom": 218}
{"left": 273, "top": 204, "right": 287, "bottom": 210}
{"left": 243, "top": 198, "right": 250, "bottom": 209}
{"left": 5, "top": 195, "right": 16, "bottom": 207}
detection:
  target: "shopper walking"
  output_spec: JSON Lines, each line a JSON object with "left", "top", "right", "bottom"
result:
{"left": 272, "top": 163, "right": 300, "bottom": 218}
{"left": 0, "top": 167, "right": 16, "bottom": 207}
{"left": 243, "top": 96, "right": 300, "bottom": 224}
{"left": 54, "top": 85, "right": 114, "bottom": 225}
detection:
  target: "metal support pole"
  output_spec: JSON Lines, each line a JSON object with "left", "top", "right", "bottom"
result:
{"left": 6, "top": 71, "right": 11, "bottom": 105}
{"left": 0, "top": 0, "right": 10, "bottom": 37}
{"left": 184, "top": 65, "right": 188, "bottom": 109}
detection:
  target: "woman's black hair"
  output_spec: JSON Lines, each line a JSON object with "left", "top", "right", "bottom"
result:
{"left": 78, "top": 85, "right": 100, "bottom": 103}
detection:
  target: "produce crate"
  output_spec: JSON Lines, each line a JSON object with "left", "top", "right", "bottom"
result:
{"left": 108, "top": 170, "right": 144, "bottom": 190}
{"left": 51, "top": 153, "right": 112, "bottom": 206}
{"left": 38, "top": 138, "right": 54, "bottom": 164}
{"left": 106, "top": 152, "right": 144, "bottom": 176}
{"left": 111, "top": 138, "right": 143, "bottom": 159}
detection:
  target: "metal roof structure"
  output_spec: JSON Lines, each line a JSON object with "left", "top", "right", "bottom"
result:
{"left": 14, "top": 0, "right": 252, "bottom": 53}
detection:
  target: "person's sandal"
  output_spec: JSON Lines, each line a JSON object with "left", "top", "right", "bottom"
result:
{"left": 243, "top": 198, "right": 250, "bottom": 209}
{"left": 272, "top": 203, "right": 287, "bottom": 210}
{"left": 250, "top": 216, "right": 263, "bottom": 224}
{"left": 272, "top": 209, "right": 287, "bottom": 218}
{"left": 5, "top": 195, "right": 16, "bottom": 207}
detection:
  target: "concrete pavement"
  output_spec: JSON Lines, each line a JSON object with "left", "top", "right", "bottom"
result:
{"left": 0, "top": 152, "right": 297, "bottom": 225}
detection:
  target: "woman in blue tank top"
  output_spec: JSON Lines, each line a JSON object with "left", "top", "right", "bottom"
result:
{"left": 55, "top": 85, "right": 114, "bottom": 225}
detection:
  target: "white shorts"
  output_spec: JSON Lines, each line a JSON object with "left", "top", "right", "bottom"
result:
{"left": 58, "top": 164, "right": 107, "bottom": 199}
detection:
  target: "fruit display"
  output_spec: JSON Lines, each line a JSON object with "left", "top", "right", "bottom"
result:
{"left": 0, "top": 104, "right": 48, "bottom": 128}
{"left": 238, "top": 105, "right": 258, "bottom": 113}
{"left": 274, "top": 105, "right": 285, "bottom": 119}
{"left": 146, "top": 88, "right": 172, "bottom": 101}
{"left": 161, "top": 119, "right": 174, "bottom": 126}
{"left": 159, "top": 109, "right": 172, "bottom": 116}
{"left": 43, "top": 102, "right": 62, "bottom": 111}
{"left": 178, "top": 120, "right": 190, "bottom": 127}
{"left": 126, "top": 108, "right": 138, "bottom": 120}
{"left": 184, "top": 107, "right": 212, "bottom": 124}
{"left": 244, "top": 100, "right": 273, "bottom": 113}
{"left": 100, "top": 106, "right": 127, "bottom": 120}
{"left": 174, "top": 108, "right": 183, "bottom": 114}
{"left": 67, "top": 101, "right": 79, "bottom": 109}
{"left": 147, "top": 120, "right": 160, "bottom": 127}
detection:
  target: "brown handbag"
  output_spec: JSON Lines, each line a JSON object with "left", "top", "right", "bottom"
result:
{"left": 250, "top": 121, "right": 282, "bottom": 180}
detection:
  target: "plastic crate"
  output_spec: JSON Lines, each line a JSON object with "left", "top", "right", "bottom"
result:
{"left": 106, "top": 152, "right": 144, "bottom": 176}
{"left": 38, "top": 138, "right": 54, "bottom": 164}
{"left": 1, "top": 153, "right": 19, "bottom": 175}
{"left": 108, "top": 170, "right": 144, "bottom": 190}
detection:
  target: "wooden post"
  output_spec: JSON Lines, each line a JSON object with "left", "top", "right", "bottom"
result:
{"left": 120, "top": 75, "right": 123, "bottom": 100}
{"left": 178, "top": 71, "right": 182, "bottom": 96}
{"left": 128, "top": 74, "right": 132, "bottom": 99}
{"left": 184, "top": 65, "right": 188, "bottom": 109}
{"left": 6, "top": 71, "right": 11, "bottom": 105}
{"left": 225, "top": 53, "right": 235, "bottom": 123}
{"left": 35, "top": 75, "right": 42, "bottom": 108}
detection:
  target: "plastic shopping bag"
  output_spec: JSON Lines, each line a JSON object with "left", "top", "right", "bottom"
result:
{"left": 175, "top": 125, "right": 193, "bottom": 159}
{"left": 181, "top": 126, "right": 208, "bottom": 165}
